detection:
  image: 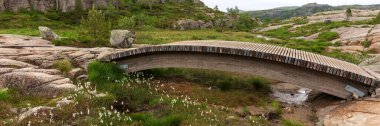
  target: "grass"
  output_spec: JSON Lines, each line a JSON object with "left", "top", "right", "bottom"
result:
{"left": 87, "top": 60, "right": 124, "bottom": 85}
{"left": 0, "top": 88, "right": 11, "bottom": 101}
{"left": 317, "top": 31, "right": 339, "bottom": 41}
{"left": 281, "top": 119, "right": 305, "bottom": 126}
{"left": 53, "top": 59, "right": 73, "bottom": 74}
{"left": 148, "top": 68, "right": 271, "bottom": 93}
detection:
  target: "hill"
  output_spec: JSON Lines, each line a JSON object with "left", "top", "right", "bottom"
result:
{"left": 244, "top": 3, "right": 380, "bottom": 20}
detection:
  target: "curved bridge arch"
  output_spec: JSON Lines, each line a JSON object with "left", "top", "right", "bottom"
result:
{"left": 102, "top": 40, "right": 380, "bottom": 99}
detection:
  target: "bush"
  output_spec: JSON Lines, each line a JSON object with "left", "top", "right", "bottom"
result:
{"left": 247, "top": 77, "right": 271, "bottom": 93}
{"left": 78, "top": 8, "right": 111, "bottom": 46}
{"left": 117, "top": 16, "right": 137, "bottom": 30}
{"left": 216, "top": 79, "right": 232, "bottom": 91}
{"left": 362, "top": 41, "right": 371, "bottom": 48}
{"left": 87, "top": 61, "right": 124, "bottom": 84}
{"left": 234, "top": 13, "right": 259, "bottom": 31}
{"left": 317, "top": 31, "right": 339, "bottom": 41}
{"left": 53, "top": 59, "right": 73, "bottom": 74}
{"left": 0, "top": 88, "right": 11, "bottom": 101}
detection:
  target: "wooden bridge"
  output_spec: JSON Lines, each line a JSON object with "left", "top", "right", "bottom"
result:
{"left": 101, "top": 40, "right": 380, "bottom": 99}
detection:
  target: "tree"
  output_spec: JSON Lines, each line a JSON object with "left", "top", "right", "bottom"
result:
{"left": 78, "top": 7, "right": 111, "bottom": 45}
{"left": 214, "top": 5, "right": 219, "bottom": 11}
{"left": 234, "top": 13, "right": 259, "bottom": 31}
{"left": 227, "top": 6, "right": 239, "bottom": 19}
{"left": 346, "top": 8, "right": 352, "bottom": 21}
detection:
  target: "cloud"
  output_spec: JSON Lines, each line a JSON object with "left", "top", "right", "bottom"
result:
{"left": 201, "top": 0, "right": 380, "bottom": 11}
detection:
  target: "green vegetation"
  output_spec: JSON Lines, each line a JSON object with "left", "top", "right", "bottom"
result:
{"left": 317, "top": 31, "right": 339, "bottom": 41}
{"left": 0, "top": 88, "right": 11, "bottom": 101}
{"left": 87, "top": 60, "right": 124, "bottom": 84}
{"left": 149, "top": 68, "right": 271, "bottom": 93}
{"left": 281, "top": 119, "right": 305, "bottom": 126}
{"left": 53, "top": 59, "right": 73, "bottom": 74}
{"left": 374, "top": 11, "right": 380, "bottom": 24}
{"left": 362, "top": 41, "right": 371, "bottom": 48}
{"left": 346, "top": 8, "right": 352, "bottom": 20}
{"left": 78, "top": 8, "right": 111, "bottom": 46}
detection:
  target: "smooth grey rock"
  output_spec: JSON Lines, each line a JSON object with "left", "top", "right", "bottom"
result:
{"left": 110, "top": 30, "right": 136, "bottom": 48}
{"left": 39, "top": 26, "right": 59, "bottom": 41}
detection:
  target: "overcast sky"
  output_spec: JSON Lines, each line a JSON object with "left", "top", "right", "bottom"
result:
{"left": 201, "top": 0, "right": 380, "bottom": 11}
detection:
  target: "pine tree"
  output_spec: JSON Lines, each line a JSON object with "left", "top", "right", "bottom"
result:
{"left": 346, "top": 8, "right": 352, "bottom": 21}
{"left": 78, "top": 7, "right": 111, "bottom": 45}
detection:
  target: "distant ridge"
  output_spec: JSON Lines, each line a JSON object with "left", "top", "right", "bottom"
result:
{"left": 243, "top": 3, "right": 380, "bottom": 19}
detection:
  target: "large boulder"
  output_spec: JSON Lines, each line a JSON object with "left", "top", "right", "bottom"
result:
{"left": 172, "top": 19, "right": 213, "bottom": 30}
{"left": 110, "top": 30, "right": 136, "bottom": 48}
{"left": 0, "top": 71, "right": 77, "bottom": 97}
{"left": 323, "top": 98, "right": 380, "bottom": 126}
{"left": 38, "top": 26, "right": 59, "bottom": 41}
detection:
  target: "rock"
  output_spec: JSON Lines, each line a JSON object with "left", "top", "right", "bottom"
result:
{"left": 110, "top": 30, "right": 136, "bottom": 48}
{"left": 0, "top": 34, "right": 52, "bottom": 47}
{"left": 39, "top": 26, "right": 59, "bottom": 41}
{"left": 10, "top": 108, "right": 18, "bottom": 114}
{"left": 76, "top": 75, "right": 88, "bottom": 81}
{"left": 18, "top": 106, "right": 54, "bottom": 122}
{"left": 284, "top": 107, "right": 295, "bottom": 114}
{"left": 56, "top": 99, "right": 74, "bottom": 107}
{"left": 323, "top": 98, "right": 380, "bottom": 126}
{"left": 308, "top": 9, "right": 379, "bottom": 23}
{"left": 326, "top": 46, "right": 365, "bottom": 53}
{"left": 315, "top": 105, "right": 339, "bottom": 126}
{"left": 13, "top": 67, "right": 61, "bottom": 75}
{"left": 331, "top": 27, "right": 370, "bottom": 46}
{"left": 0, "top": 72, "right": 76, "bottom": 97}
{"left": 172, "top": 19, "right": 213, "bottom": 30}
{"left": 0, "top": 59, "right": 37, "bottom": 68}
{"left": 0, "top": 68, "right": 15, "bottom": 74}
{"left": 369, "top": 43, "right": 380, "bottom": 53}
{"left": 68, "top": 68, "right": 83, "bottom": 78}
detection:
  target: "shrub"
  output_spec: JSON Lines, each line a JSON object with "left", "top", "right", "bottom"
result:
{"left": 216, "top": 79, "right": 232, "bottom": 91}
{"left": 247, "top": 77, "right": 271, "bottom": 93}
{"left": 87, "top": 61, "right": 124, "bottom": 84}
{"left": 117, "top": 16, "right": 137, "bottom": 30}
{"left": 0, "top": 88, "right": 11, "bottom": 101}
{"left": 53, "top": 59, "right": 73, "bottom": 74}
{"left": 317, "top": 31, "right": 339, "bottom": 41}
{"left": 78, "top": 8, "right": 111, "bottom": 46}
{"left": 293, "top": 18, "right": 308, "bottom": 25}
{"left": 362, "top": 41, "right": 371, "bottom": 48}
{"left": 271, "top": 101, "right": 282, "bottom": 115}
{"left": 234, "top": 13, "right": 259, "bottom": 31}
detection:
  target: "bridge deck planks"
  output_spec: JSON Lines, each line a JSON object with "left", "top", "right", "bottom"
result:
{"left": 104, "top": 40, "right": 379, "bottom": 86}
